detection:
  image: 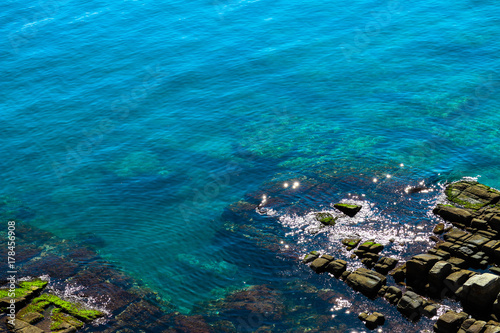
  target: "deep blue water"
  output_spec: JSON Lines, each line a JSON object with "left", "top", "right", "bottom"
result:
{"left": 1, "top": 0, "right": 500, "bottom": 329}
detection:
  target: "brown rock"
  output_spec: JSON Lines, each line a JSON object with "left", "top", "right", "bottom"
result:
{"left": 434, "top": 204, "right": 473, "bottom": 225}
{"left": 444, "top": 270, "right": 475, "bottom": 294}
{"left": 397, "top": 291, "right": 423, "bottom": 319}
{"left": 325, "top": 259, "right": 347, "bottom": 277}
{"left": 434, "top": 311, "right": 468, "bottom": 333}
{"left": 434, "top": 223, "right": 446, "bottom": 234}
{"left": 456, "top": 273, "right": 500, "bottom": 310}
{"left": 406, "top": 254, "right": 441, "bottom": 289}
{"left": 310, "top": 256, "right": 333, "bottom": 273}
{"left": 345, "top": 268, "right": 387, "bottom": 298}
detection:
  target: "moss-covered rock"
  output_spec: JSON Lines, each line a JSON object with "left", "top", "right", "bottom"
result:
{"left": 50, "top": 307, "right": 84, "bottom": 332}
{"left": 445, "top": 181, "right": 500, "bottom": 210}
{"left": 14, "top": 292, "right": 103, "bottom": 333}
{"left": 303, "top": 251, "right": 320, "bottom": 263}
{"left": 0, "top": 279, "right": 48, "bottom": 313}
{"left": 341, "top": 238, "right": 361, "bottom": 251}
{"left": 31, "top": 294, "right": 103, "bottom": 322}
{"left": 333, "top": 203, "right": 362, "bottom": 217}
{"left": 315, "top": 212, "right": 337, "bottom": 226}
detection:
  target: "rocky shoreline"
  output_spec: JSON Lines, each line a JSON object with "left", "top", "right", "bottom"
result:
{"left": 305, "top": 180, "right": 500, "bottom": 332}
{"left": 3, "top": 178, "right": 500, "bottom": 332}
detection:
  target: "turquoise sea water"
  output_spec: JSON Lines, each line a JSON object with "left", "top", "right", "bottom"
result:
{"left": 2, "top": 0, "right": 500, "bottom": 329}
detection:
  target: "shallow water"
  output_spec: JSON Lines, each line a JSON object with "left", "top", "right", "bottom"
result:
{"left": 1, "top": 0, "right": 500, "bottom": 329}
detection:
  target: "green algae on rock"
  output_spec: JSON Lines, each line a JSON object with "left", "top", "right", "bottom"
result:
{"left": 0, "top": 279, "right": 48, "bottom": 312}
{"left": 50, "top": 308, "right": 84, "bottom": 331}
{"left": 341, "top": 237, "right": 361, "bottom": 250}
{"left": 31, "top": 294, "right": 103, "bottom": 322}
{"left": 333, "top": 203, "right": 362, "bottom": 217}
{"left": 302, "top": 250, "right": 320, "bottom": 263}
{"left": 445, "top": 180, "right": 500, "bottom": 209}
{"left": 315, "top": 212, "right": 337, "bottom": 226}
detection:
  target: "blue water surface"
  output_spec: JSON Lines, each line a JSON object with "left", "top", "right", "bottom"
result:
{"left": 1, "top": 0, "right": 500, "bottom": 321}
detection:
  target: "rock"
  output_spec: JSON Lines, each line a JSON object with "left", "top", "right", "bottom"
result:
{"left": 430, "top": 235, "right": 441, "bottom": 242}
{"left": 406, "top": 254, "right": 441, "bottom": 289}
{"left": 445, "top": 181, "right": 500, "bottom": 209}
{"left": 482, "top": 241, "right": 500, "bottom": 255}
{"left": 428, "top": 249, "right": 451, "bottom": 260}
{"left": 458, "top": 320, "right": 487, "bottom": 333}
{"left": 429, "top": 261, "right": 453, "bottom": 291}
{"left": 490, "top": 216, "right": 500, "bottom": 232}
{"left": 444, "top": 270, "right": 476, "bottom": 295}
{"left": 456, "top": 273, "right": 500, "bottom": 310}
{"left": 358, "top": 312, "right": 369, "bottom": 321}
{"left": 434, "top": 223, "right": 446, "bottom": 234}
{"left": 365, "top": 312, "right": 385, "bottom": 329}
{"left": 434, "top": 204, "right": 473, "bottom": 225}
{"left": 340, "top": 270, "right": 351, "bottom": 280}
{"left": 434, "top": 311, "right": 469, "bottom": 333}
{"left": 303, "top": 251, "right": 320, "bottom": 263}
{"left": 484, "top": 326, "right": 500, "bottom": 333}
{"left": 325, "top": 259, "right": 347, "bottom": 277}
{"left": 316, "top": 212, "right": 337, "bottom": 226}
{"left": 423, "top": 304, "right": 438, "bottom": 318}
{"left": 341, "top": 237, "right": 361, "bottom": 250}
{"left": 378, "top": 285, "right": 388, "bottom": 297}
{"left": 397, "top": 291, "right": 423, "bottom": 319}
{"left": 390, "top": 264, "right": 406, "bottom": 283}
{"left": 471, "top": 218, "right": 488, "bottom": 230}
{"left": 333, "top": 203, "right": 362, "bottom": 217}
{"left": 374, "top": 257, "right": 398, "bottom": 275}
{"left": 491, "top": 266, "right": 500, "bottom": 276}
{"left": 437, "top": 241, "right": 455, "bottom": 252}
{"left": 6, "top": 319, "right": 45, "bottom": 333}
{"left": 490, "top": 290, "right": 500, "bottom": 319}
{"left": 361, "top": 257, "right": 375, "bottom": 268}
{"left": 448, "top": 229, "right": 472, "bottom": 242}
{"left": 345, "top": 268, "right": 387, "bottom": 298}
{"left": 310, "top": 255, "right": 334, "bottom": 273}
{"left": 384, "top": 286, "right": 403, "bottom": 304}
{"left": 457, "top": 318, "right": 476, "bottom": 333}
{"left": 465, "top": 234, "right": 491, "bottom": 248}
{"left": 20, "top": 312, "right": 44, "bottom": 324}
{"left": 493, "top": 248, "right": 500, "bottom": 263}
{"left": 448, "top": 257, "right": 468, "bottom": 268}
{"left": 358, "top": 241, "right": 384, "bottom": 254}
